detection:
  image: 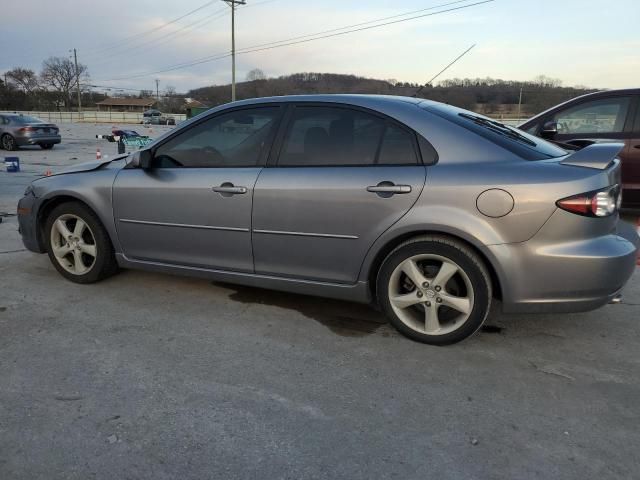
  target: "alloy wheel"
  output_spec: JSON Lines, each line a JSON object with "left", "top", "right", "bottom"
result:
{"left": 50, "top": 214, "right": 98, "bottom": 275}
{"left": 387, "top": 254, "right": 475, "bottom": 335}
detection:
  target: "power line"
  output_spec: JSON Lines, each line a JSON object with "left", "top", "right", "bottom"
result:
{"left": 86, "top": 7, "right": 229, "bottom": 65}
{"left": 85, "top": 0, "right": 217, "bottom": 55}
{"left": 413, "top": 43, "right": 476, "bottom": 97}
{"left": 96, "top": 0, "right": 494, "bottom": 83}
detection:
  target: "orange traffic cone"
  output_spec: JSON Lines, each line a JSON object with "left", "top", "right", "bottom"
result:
{"left": 96, "top": 148, "right": 102, "bottom": 160}
{"left": 44, "top": 169, "right": 52, "bottom": 176}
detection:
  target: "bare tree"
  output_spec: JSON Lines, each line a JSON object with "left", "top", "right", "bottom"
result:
{"left": 40, "top": 56, "right": 88, "bottom": 110}
{"left": 6, "top": 68, "right": 40, "bottom": 94}
{"left": 246, "top": 68, "right": 266, "bottom": 81}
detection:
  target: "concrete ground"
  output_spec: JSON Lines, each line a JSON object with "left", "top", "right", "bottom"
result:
{"left": 1, "top": 124, "right": 639, "bottom": 480}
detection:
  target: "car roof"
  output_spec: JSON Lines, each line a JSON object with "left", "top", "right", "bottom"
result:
{"left": 229, "top": 94, "right": 425, "bottom": 107}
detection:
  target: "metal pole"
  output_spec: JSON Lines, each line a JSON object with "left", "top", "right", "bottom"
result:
{"left": 73, "top": 48, "right": 82, "bottom": 113}
{"left": 517, "top": 86, "right": 523, "bottom": 121}
{"left": 223, "top": 0, "right": 245, "bottom": 102}
{"left": 231, "top": 2, "right": 236, "bottom": 101}
{"left": 155, "top": 79, "right": 160, "bottom": 102}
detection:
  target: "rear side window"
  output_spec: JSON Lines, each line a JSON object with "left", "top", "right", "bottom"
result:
{"left": 422, "top": 104, "right": 567, "bottom": 160}
{"left": 277, "top": 106, "right": 420, "bottom": 166}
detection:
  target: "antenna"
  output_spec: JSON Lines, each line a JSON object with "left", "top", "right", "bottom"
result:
{"left": 413, "top": 43, "right": 476, "bottom": 98}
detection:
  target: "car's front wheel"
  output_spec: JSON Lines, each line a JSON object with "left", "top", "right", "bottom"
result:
{"left": 377, "top": 236, "right": 492, "bottom": 345}
{"left": 45, "top": 202, "right": 119, "bottom": 284}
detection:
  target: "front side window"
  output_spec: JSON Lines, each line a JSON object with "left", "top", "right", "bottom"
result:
{"left": 553, "top": 97, "right": 631, "bottom": 134}
{"left": 153, "top": 107, "right": 280, "bottom": 168}
{"left": 278, "top": 106, "right": 419, "bottom": 166}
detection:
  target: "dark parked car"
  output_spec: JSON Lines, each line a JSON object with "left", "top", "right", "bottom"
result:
{"left": 18, "top": 95, "right": 638, "bottom": 345}
{"left": 519, "top": 89, "right": 640, "bottom": 209}
{"left": 0, "top": 113, "right": 61, "bottom": 150}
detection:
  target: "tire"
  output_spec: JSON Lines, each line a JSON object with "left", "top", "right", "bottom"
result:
{"left": 1, "top": 134, "right": 17, "bottom": 151}
{"left": 376, "top": 235, "right": 492, "bottom": 345}
{"left": 40, "top": 143, "right": 54, "bottom": 150}
{"left": 44, "top": 201, "right": 119, "bottom": 284}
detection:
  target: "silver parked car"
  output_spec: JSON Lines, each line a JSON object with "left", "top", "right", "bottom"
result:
{"left": 17, "top": 95, "right": 639, "bottom": 344}
{"left": 0, "top": 113, "right": 61, "bottom": 150}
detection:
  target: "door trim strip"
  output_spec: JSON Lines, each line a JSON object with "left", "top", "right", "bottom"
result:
{"left": 119, "top": 218, "right": 249, "bottom": 232}
{"left": 252, "top": 229, "right": 358, "bottom": 240}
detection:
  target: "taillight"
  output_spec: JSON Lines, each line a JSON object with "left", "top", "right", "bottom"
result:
{"left": 557, "top": 186, "right": 620, "bottom": 217}
{"left": 19, "top": 126, "right": 35, "bottom": 132}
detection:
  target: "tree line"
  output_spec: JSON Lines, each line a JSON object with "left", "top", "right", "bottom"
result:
{"left": 189, "top": 71, "right": 596, "bottom": 116}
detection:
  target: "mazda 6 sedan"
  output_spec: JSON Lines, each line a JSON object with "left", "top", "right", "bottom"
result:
{"left": 17, "top": 95, "right": 639, "bottom": 345}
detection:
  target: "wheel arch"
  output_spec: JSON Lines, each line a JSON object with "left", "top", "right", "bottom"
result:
{"left": 36, "top": 194, "right": 115, "bottom": 252}
{"left": 363, "top": 229, "right": 504, "bottom": 304}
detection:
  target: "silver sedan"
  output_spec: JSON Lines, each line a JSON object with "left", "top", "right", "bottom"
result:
{"left": 17, "top": 95, "right": 639, "bottom": 344}
{"left": 0, "top": 113, "right": 61, "bottom": 150}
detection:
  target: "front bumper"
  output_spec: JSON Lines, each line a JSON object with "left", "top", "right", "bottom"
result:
{"left": 17, "top": 194, "right": 45, "bottom": 253}
{"left": 490, "top": 214, "right": 639, "bottom": 314}
{"left": 15, "top": 134, "right": 61, "bottom": 146}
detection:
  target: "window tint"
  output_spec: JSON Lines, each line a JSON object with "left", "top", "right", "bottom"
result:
{"left": 278, "top": 107, "right": 386, "bottom": 166}
{"left": 378, "top": 123, "right": 418, "bottom": 165}
{"left": 553, "top": 97, "right": 631, "bottom": 134}
{"left": 153, "top": 107, "right": 280, "bottom": 168}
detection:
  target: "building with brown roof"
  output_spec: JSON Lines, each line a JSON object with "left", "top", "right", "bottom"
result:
{"left": 96, "top": 97, "right": 157, "bottom": 113}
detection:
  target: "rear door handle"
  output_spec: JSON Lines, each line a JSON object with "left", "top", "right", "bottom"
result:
{"left": 634, "top": 145, "right": 640, "bottom": 149}
{"left": 212, "top": 183, "right": 247, "bottom": 195}
{"left": 367, "top": 183, "right": 412, "bottom": 194}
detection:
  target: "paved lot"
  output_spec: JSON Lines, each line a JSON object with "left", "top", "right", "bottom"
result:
{"left": 1, "top": 124, "right": 639, "bottom": 479}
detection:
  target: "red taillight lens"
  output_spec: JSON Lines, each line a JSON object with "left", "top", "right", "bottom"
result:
{"left": 19, "top": 126, "right": 35, "bottom": 132}
{"left": 557, "top": 186, "right": 620, "bottom": 217}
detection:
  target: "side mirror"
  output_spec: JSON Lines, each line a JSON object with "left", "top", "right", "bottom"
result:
{"left": 128, "top": 149, "right": 153, "bottom": 169}
{"left": 541, "top": 121, "right": 558, "bottom": 139}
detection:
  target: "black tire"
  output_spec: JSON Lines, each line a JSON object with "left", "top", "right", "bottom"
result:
{"left": 40, "top": 143, "right": 54, "bottom": 150}
{"left": 1, "top": 134, "right": 17, "bottom": 151}
{"left": 376, "top": 235, "right": 492, "bottom": 345}
{"left": 44, "top": 201, "right": 119, "bottom": 284}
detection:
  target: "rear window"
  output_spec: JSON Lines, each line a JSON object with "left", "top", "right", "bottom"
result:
{"left": 11, "top": 115, "right": 43, "bottom": 124}
{"left": 422, "top": 104, "right": 567, "bottom": 160}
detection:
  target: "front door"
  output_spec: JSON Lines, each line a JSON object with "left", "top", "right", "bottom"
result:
{"left": 113, "top": 106, "right": 282, "bottom": 271}
{"left": 252, "top": 105, "right": 427, "bottom": 284}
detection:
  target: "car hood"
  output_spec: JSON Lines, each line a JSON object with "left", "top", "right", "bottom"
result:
{"left": 49, "top": 155, "right": 129, "bottom": 176}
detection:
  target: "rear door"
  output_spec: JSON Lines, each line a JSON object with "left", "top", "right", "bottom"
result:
{"left": 252, "top": 104, "right": 427, "bottom": 284}
{"left": 623, "top": 96, "right": 640, "bottom": 207}
{"left": 113, "top": 105, "right": 282, "bottom": 271}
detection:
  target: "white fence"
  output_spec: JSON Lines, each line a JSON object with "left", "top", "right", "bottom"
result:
{"left": 0, "top": 110, "right": 187, "bottom": 124}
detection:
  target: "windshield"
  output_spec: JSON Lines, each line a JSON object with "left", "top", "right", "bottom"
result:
{"left": 11, "top": 115, "right": 44, "bottom": 124}
{"left": 422, "top": 104, "right": 567, "bottom": 160}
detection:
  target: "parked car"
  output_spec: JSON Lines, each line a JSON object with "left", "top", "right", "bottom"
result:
{"left": 142, "top": 109, "right": 176, "bottom": 126}
{"left": 17, "top": 95, "right": 638, "bottom": 345}
{"left": 0, "top": 113, "right": 61, "bottom": 150}
{"left": 519, "top": 88, "right": 640, "bottom": 210}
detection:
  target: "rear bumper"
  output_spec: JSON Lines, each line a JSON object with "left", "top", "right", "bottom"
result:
{"left": 15, "top": 135, "right": 61, "bottom": 146}
{"left": 490, "top": 215, "right": 639, "bottom": 314}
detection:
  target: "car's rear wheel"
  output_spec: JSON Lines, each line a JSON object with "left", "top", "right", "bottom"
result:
{"left": 377, "top": 236, "right": 492, "bottom": 345}
{"left": 1, "top": 134, "right": 17, "bottom": 151}
{"left": 40, "top": 143, "right": 54, "bottom": 150}
{"left": 45, "top": 202, "right": 119, "bottom": 284}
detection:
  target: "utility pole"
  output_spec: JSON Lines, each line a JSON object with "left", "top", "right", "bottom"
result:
{"left": 73, "top": 48, "right": 82, "bottom": 113}
{"left": 517, "top": 86, "right": 523, "bottom": 121}
{"left": 222, "top": 0, "right": 246, "bottom": 101}
{"left": 155, "top": 79, "right": 160, "bottom": 101}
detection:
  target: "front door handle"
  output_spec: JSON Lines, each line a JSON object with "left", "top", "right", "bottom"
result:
{"left": 212, "top": 182, "right": 247, "bottom": 196}
{"left": 634, "top": 145, "right": 640, "bottom": 149}
{"left": 367, "top": 183, "right": 412, "bottom": 195}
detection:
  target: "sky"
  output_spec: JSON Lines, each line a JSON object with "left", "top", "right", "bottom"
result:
{"left": 2, "top": 0, "right": 638, "bottom": 95}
